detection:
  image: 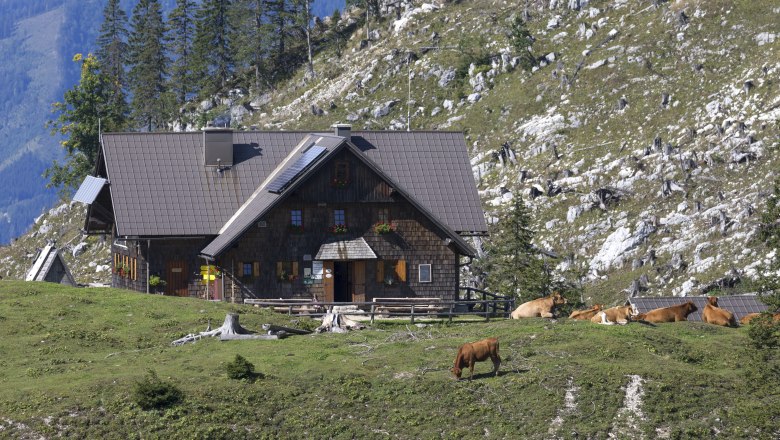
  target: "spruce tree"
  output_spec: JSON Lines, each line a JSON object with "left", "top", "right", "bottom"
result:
{"left": 95, "top": 0, "right": 130, "bottom": 118}
{"left": 476, "top": 194, "right": 548, "bottom": 301}
{"left": 231, "top": 0, "right": 273, "bottom": 91}
{"left": 128, "top": 0, "right": 171, "bottom": 131}
{"left": 168, "top": 0, "right": 197, "bottom": 107}
{"left": 46, "top": 54, "right": 126, "bottom": 193}
{"left": 192, "top": 0, "right": 235, "bottom": 95}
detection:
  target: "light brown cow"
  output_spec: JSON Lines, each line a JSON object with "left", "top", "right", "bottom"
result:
{"left": 451, "top": 337, "right": 501, "bottom": 381}
{"left": 634, "top": 301, "right": 698, "bottom": 323}
{"left": 510, "top": 292, "right": 568, "bottom": 319}
{"left": 740, "top": 312, "right": 780, "bottom": 325}
{"left": 569, "top": 304, "right": 604, "bottom": 320}
{"left": 590, "top": 305, "right": 635, "bottom": 325}
{"left": 702, "top": 296, "right": 737, "bottom": 327}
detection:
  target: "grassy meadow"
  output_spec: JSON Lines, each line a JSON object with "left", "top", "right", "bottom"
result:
{"left": 0, "top": 280, "right": 777, "bottom": 439}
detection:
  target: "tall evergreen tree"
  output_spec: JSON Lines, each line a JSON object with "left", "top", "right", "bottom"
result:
{"left": 128, "top": 0, "right": 171, "bottom": 131}
{"left": 475, "top": 194, "right": 549, "bottom": 300}
{"left": 168, "top": 0, "right": 197, "bottom": 107}
{"left": 46, "top": 54, "right": 126, "bottom": 193}
{"left": 231, "top": 0, "right": 273, "bottom": 91}
{"left": 294, "top": 0, "right": 315, "bottom": 77}
{"left": 95, "top": 0, "right": 130, "bottom": 118}
{"left": 192, "top": 0, "right": 235, "bottom": 95}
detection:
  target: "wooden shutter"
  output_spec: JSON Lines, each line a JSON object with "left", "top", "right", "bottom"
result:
{"left": 238, "top": 261, "right": 243, "bottom": 277}
{"left": 376, "top": 260, "right": 384, "bottom": 282}
{"left": 395, "top": 259, "right": 406, "bottom": 282}
{"left": 253, "top": 262, "right": 260, "bottom": 277}
{"left": 276, "top": 262, "right": 283, "bottom": 278}
{"left": 292, "top": 262, "right": 299, "bottom": 278}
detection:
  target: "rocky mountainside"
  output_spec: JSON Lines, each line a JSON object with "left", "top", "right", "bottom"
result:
{"left": 3, "top": 0, "right": 778, "bottom": 306}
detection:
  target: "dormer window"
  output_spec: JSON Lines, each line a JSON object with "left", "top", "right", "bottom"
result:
{"left": 331, "top": 161, "right": 350, "bottom": 187}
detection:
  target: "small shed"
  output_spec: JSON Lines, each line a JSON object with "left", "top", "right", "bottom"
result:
{"left": 628, "top": 295, "right": 769, "bottom": 322}
{"left": 25, "top": 244, "right": 76, "bottom": 286}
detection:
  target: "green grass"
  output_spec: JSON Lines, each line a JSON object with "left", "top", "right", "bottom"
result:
{"left": 0, "top": 280, "right": 778, "bottom": 438}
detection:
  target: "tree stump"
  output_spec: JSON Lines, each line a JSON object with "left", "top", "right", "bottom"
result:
{"left": 316, "top": 313, "right": 366, "bottom": 333}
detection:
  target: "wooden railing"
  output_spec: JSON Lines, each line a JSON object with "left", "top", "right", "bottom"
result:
{"left": 244, "top": 293, "right": 515, "bottom": 324}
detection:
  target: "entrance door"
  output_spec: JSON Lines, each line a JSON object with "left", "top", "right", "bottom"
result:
{"left": 351, "top": 261, "right": 366, "bottom": 303}
{"left": 166, "top": 261, "right": 188, "bottom": 297}
{"left": 322, "top": 261, "right": 334, "bottom": 302}
{"left": 334, "top": 261, "right": 350, "bottom": 302}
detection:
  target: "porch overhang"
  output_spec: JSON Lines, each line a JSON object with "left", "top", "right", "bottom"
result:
{"left": 314, "top": 237, "right": 377, "bottom": 261}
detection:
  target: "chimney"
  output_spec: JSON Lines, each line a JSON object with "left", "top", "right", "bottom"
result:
{"left": 203, "top": 127, "right": 234, "bottom": 167}
{"left": 333, "top": 123, "right": 351, "bottom": 139}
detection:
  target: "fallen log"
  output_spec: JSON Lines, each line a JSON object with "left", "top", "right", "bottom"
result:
{"left": 262, "top": 324, "right": 312, "bottom": 335}
{"left": 221, "top": 333, "right": 287, "bottom": 341}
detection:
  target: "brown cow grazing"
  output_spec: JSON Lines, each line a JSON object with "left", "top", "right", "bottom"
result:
{"left": 511, "top": 292, "right": 568, "bottom": 319}
{"left": 634, "top": 301, "right": 698, "bottom": 323}
{"left": 451, "top": 337, "right": 501, "bottom": 381}
{"left": 590, "top": 305, "right": 635, "bottom": 325}
{"left": 740, "top": 312, "right": 780, "bottom": 325}
{"left": 569, "top": 304, "right": 604, "bottom": 320}
{"left": 702, "top": 296, "right": 737, "bottom": 327}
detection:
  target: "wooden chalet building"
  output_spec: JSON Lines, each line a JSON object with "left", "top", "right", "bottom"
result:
{"left": 74, "top": 125, "right": 487, "bottom": 303}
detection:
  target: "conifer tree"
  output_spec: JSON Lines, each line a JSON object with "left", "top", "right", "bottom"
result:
{"left": 128, "top": 0, "right": 171, "bottom": 131}
{"left": 294, "top": 0, "right": 315, "bottom": 77}
{"left": 46, "top": 54, "right": 126, "bottom": 193}
{"left": 168, "top": 0, "right": 197, "bottom": 107}
{"left": 95, "top": 0, "right": 130, "bottom": 118}
{"left": 475, "top": 194, "right": 549, "bottom": 300}
{"left": 192, "top": 0, "right": 235, "bottom": 95}
{"left": 231, "top": 0, "right": 273, "bottom": 91}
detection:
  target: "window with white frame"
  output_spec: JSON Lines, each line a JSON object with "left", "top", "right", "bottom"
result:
{"left": 418, "top": 264, "right": 432, "bottom": 283}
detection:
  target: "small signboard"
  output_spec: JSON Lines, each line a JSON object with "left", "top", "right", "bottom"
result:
{"left": 312, "top": 261, "right": 323, "bottom": 282}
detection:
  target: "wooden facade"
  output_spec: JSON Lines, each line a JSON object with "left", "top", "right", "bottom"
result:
{"left": 111, "top": 148, "right": 461, "bottom": 302}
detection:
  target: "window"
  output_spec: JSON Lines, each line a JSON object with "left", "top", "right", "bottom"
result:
{"left": 376, "top": 259, "right": 406, "bottom": 285}
{"left": 239, "top": 262, "right": 260, "bottom": 278}
{"left": 242, "top": 263, "right": 252, "bottom": 277}
{"left": 276, "top": 261, "right": 299, "bottom": 282}
{"left": 290, "top": 209, "right": 303, "bottom": 232}
{"left": 377, "top": 208, "right": 390, "bottom": 223}
{"left": 419, "top": 264, "right": 432, "bottom": 283}
{"left": 332, "top": 161, "right": 350, "bottom": 187}
{"left": 334, "top": 209, "right": 346, "bottom": 225}
{"left": 114, "top": 253, "right": 137, "bottom": 280}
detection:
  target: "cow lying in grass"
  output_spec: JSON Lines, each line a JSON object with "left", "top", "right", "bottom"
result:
{"left": 740, "top": 312, "right": 780, "bottom": 325}
{"left": 510, "top": 292, "right": 567, "bottom": 319}
{"left": 634, "top": 301, "right": 698, "bottom": 323}
{"left": 451, "top": 337, "right": 501, "bottom": 381}
{"left": 702, "top": 296, "right": 737, "bottom": 327}
{"left": 590, "top": 305, "right": 635, "bottom": 325}
{"left": 569, "top": 304, "right": 604, "bottom": 320}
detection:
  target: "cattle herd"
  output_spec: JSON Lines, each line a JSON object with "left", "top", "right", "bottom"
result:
{"left": 452, "top": 293, "right": 780, "bottom": 380}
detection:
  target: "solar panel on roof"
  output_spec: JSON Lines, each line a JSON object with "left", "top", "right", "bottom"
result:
{"left": 267, "top": 146, "right": 327, "bottom": 193}
{"left": 73, "top": 176, "right": 108, "bottom": 204}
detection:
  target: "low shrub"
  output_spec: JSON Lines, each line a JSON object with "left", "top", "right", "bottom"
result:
{"left": 133, "top": 370, "right": 183, "bottom": 410}
{"left": 226, "top": 354, "right": 256, "bottom": 381}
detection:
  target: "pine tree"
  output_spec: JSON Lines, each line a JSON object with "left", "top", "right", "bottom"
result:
{"left": 231, "top": 0, "right": 273, "bottom": 91}
{"left": 192, "top": 0, "right": 235, "bottom": 95}
{"left": 95, "top": 0, "right": 130, "bottom": 118}
{"left": 294, "top": 0, "right": 315, "bottom": 77}
{"left": 46, "top": 54, "right": 126, "bottom": 193}
{"left": 128, "top": 0, "right": 171, "bottom": 131}
{"left": 168, "top": 0, "right": 197, "bottom": 107}
{"left": 476, "top": 195, "right": 549, "bottom": 300}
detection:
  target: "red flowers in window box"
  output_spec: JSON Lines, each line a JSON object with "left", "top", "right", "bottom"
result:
{"left": 330, "top": 224, "right": 348, "bottom": 233}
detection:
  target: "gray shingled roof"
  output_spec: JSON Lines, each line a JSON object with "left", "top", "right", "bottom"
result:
{"left": 629, "top": 295, "right": 769, "bottom": 322}
{"left": 100, "top": 130, "right": 486, "bottom": 239}
{"left": 315, "top": 237, "right": 378, "bottom": 260}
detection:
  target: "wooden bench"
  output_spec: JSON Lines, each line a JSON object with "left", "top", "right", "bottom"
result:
{"left": 244, "top": 298, "right": 324, "bottom": 315}
{"left": 372, "top": 297, "right": 446, "bottom": 317}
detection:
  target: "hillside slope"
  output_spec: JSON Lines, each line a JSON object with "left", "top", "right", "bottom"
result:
{"left": 0, "top": 280, "right": 777, "bottom": 438}
{"left": 2, "top": 0, "right": 779, "bottom": 307}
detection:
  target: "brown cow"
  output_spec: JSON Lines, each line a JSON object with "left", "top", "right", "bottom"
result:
{"left": 511, "top": 292, "right": 568, "bottom": 319}
{"left": 741, "top": 312, "right": 780, "bottom": 325}
{"left": 634, "top": 301, "right": 698, "bottom": 323}
{"left": 702, "top": 296, "right": 737, "bottom": 327}
{"left": 590, "top": 305, "right": 635, "bottom": 325}
{"left": 569, "top": 304, "right": 604, "bottom": 320}
{"left": 451, "top": 337, "right": 501, "bottom": 381}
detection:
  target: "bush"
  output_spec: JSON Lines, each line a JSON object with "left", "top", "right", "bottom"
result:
{"left": 133, "top": 370, "right": 183, "bottom": 410}
{"left": 226, "top": 354, "right": 255, "bottom": 380}
{"left": 747, "top": 314, "right": 780, "bottom": 350}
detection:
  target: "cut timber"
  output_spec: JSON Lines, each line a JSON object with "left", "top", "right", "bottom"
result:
{"left": 221, "top": 333, "right": 286, "bottom": 341}
{"left": 316, "top": 313, "right": 366, "bottom": 333}
{"left": 262, "top": 324, "right": 312, "bottom": 335}
{"left": 172, "top": 313, "right": 254, "bottom": 346}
